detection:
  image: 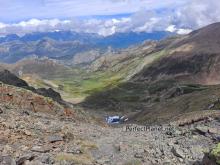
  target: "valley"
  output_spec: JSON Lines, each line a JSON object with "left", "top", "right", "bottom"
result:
{"left": 0, "top": 23, "right": 220, "bottom": 164}
{"left": 4, "top": 23, "right": 220, "bottom": 123}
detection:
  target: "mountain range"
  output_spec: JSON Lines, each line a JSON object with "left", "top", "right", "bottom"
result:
{"left": 0, "top": 31, "right": 171, "bottom": 63}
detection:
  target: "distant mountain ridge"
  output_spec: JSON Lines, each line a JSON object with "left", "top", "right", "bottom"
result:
{"left": 0, "top": 31, "right": 172, "bottom": 63}
{"left": 0, "top": 31, "right": 171, "bottom": 47}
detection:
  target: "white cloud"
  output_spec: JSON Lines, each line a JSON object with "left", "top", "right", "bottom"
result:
{"left": 0, "top": 0, "right": 186, "bottom": 22}
{"left": 0, "top": 0, "right": 219, "bottom": 36}
{"left": 165, "top": 25, "right": 192, "bottom": 35}
{"left": 173, "top": 0, "right": 220, "bottom": 29}
{"left": 166, "top": 25, "right": 176, "bottom": 33}
{"left": 176, "top": 29, "right": 192, "bottom": 35}
{"left": 0, "top": 23, "right": 7, "bottom": 29}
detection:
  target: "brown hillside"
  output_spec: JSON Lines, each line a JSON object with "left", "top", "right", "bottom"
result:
{"left": 0, "top": 82, "right": 64, "bottom": 115}
{"left": 133, "top": 22, "right": 220, "bottom": 85}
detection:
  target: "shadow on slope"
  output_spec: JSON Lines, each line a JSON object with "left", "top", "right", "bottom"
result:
{"left": 81, "top": 79, "right": 220, "bottom": 124}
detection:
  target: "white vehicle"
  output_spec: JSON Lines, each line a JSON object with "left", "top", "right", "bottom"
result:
{"left": 106, "top": 116, "right": 128, "bottom": 124}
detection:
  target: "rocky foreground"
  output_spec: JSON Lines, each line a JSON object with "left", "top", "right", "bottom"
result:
{"left": 0, "top": 72, "right": 219, "bottom": 165}
{"left": 0, "top": 97, "right": 219, "bottom": 165}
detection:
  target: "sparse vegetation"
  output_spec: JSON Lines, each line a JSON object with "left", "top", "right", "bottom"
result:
{"left": 75, "top": 139, "right": 98, "bottom": 150}
{"left": 55, "top": 153, "right": 93, "bottom": 165}
{"left": 55, "top": 139, "right": 97, "bottom": 165}
{"left": 123, "top": 160, "right": 142, "bottom": 165}
{"left": 211, "top": 143, "right": 220, "bottom": 164}
{"left": 148, "top": 79, "right": 176, "bottom": 94}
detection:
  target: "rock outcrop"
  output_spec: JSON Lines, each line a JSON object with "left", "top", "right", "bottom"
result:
{"left": 0, "top": 70, "right": 29, "bottom": 88}
{"left": 0, "top": 82, "right": 64, "bottom": 115}
{"left": 0, "top": 69, "right": 65, "bottom": 105}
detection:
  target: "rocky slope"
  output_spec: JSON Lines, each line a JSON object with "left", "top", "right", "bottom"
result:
{"left": 0, "top": 79, "right": 219, "bottom": 165}
{"left": 0, "top": 71, "right": 220, "bottom": 165}
{"left": 0, "top": 83, "right": 64, "bottom": 115}
{"left": 1, "top": 68, "right": 219, "bottom": 165}
{"left": 0, "top": 94, "right": 220, "bottom": 164}
{"left": 0, "top": 73, "right": 219, "bottom": 165}
{"left": 0, "top": 69, "right": 67, "bottom": 106}
{"left": 0, "top": 70, "right": 219, "bottom": 165}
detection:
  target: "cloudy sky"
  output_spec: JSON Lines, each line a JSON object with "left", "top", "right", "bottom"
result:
{"left": 0, "top": 0, "right": 220, "bottom": 36}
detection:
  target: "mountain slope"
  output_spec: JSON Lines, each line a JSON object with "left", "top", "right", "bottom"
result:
{"left": 133, "top": 22, "right": 220, "bottom": 85}
{"left": 82, "top": 23, "right": 220, "bottom": 123}
{"left": 3, "top": 57, "right": 71, "bottom": 78}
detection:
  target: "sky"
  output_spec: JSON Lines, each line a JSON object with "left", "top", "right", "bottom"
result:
{"left": 0, "top": 0, "right": 220, "bottom": 36}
